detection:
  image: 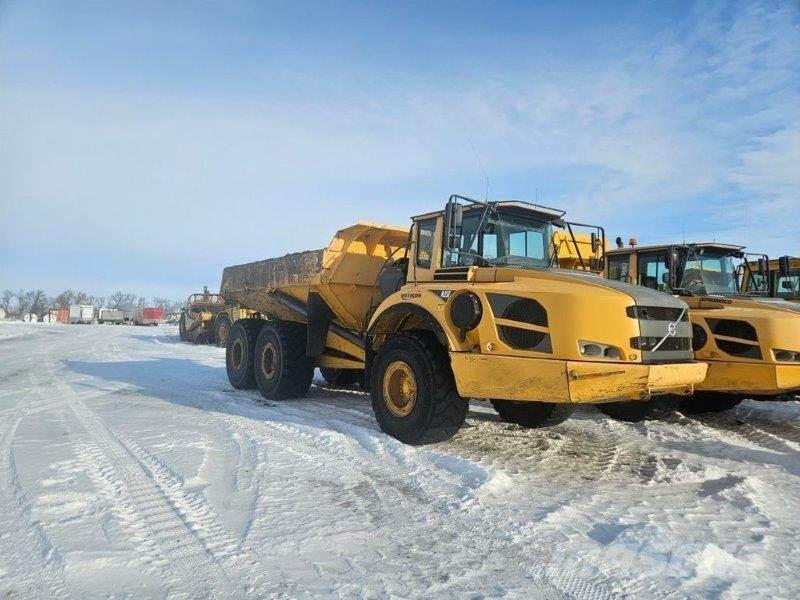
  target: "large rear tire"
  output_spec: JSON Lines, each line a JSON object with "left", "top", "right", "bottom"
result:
{"left": 679, "top": 392, "right": 742, "bottom": 414}
{"left": 371, "top": 332, "right": 467, "bottom": 445}
{"left": 598, "top": 397, "right": 678, "bottom": 422}
{"left": 214, "top": 313, "right": 232, "bottom": 348}
{"left": 254, "top": 321, "right": 314, "bottom": 400}
{"left": 320, "top": 367, "right": 363, "bottom": 387}
{"left": 226, "top": 319, "right": 264, "bottom": 390}
{"left": 491, "top": 400, "right": 573, "bottom": 428}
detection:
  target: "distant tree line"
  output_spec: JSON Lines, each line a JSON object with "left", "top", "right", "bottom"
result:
{"left": 0, "top": 288, "right": 184, "bottom": 320}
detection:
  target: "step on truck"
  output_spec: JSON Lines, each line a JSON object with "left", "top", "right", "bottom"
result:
{"left": 220, "top": 195, "right": 707, "bottom": 444}
{"left": 604, "top": 241, "right": 800, "bottom": 413}
{"left": 179, "top": 287, "right": 227, "bottom": 344}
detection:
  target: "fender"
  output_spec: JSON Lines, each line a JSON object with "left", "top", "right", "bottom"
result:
{"left": 367, "top": 296, "right": 460, "bottom": 351}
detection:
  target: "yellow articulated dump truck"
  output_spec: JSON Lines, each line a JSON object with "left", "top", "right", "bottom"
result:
{"left": 220, "top": 195, "right": 707, "bottom": 444}
{"left": 604, "top": 242, "right": 800, "bottom": 412}
{"left": 179, "top": 287, "right": 227, "bottom": 344}
{"left": 741, "top": 255, "right": 799, "bottom": 303}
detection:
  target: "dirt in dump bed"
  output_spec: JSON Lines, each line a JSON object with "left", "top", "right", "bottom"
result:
{"left": 220, "top": 249, "right": 325, "bottom": 295}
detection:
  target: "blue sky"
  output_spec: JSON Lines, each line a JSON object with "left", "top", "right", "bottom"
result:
{"left": 1, "top": 0, "right": 798, "bottom": 299}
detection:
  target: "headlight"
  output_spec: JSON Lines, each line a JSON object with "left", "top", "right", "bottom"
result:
{"left": 773, "top": 349, "right": 800, "bottom": 362}
{"left": 450, "top": 292, "right": 482, "bottom": 339}
{"left": 579, "top": 340, "right": 622, "bottom": 360}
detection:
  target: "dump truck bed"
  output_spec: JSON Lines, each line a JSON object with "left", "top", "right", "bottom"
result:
{"left": 220, "top": 222, "right": 408, "bottom": 332}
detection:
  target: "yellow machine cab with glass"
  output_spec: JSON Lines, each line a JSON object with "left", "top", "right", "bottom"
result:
{"left": 604, "top": 241, "right": 800, "bottom": 412}
{"left": 741, "top": 255, "right": 799, "bottom": 303}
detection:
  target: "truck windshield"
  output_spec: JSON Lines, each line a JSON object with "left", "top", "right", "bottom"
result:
{"left": 678, "top": 249, "right": 739, "bottom": 295}
{"left": 444, "top": 206, "right": 553, "bottom": 268}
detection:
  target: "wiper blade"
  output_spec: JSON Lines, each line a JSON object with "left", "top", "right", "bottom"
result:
{"left": 671, "top": 287, "right": 694, "bottom": 297}
{"left": 453, "top": 250, "right": 496, "bottom": 267}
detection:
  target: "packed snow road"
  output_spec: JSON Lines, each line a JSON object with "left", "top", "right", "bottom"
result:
{"left": 0, "top": 322, "right": 798, "bottom": 598}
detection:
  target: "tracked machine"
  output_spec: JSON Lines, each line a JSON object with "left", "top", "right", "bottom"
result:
{"left": 604, "top": 241, "right": 800, "bottom": 412}
{"left": 220, "top": 195, "right": 707, "bottom": 444}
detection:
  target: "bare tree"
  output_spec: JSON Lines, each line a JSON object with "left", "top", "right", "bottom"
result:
{"left": 151, "top": 297, "right": 171, "bottom": 311}
{"left": 137, "top": 296, "right": 147, "bottom": 308}
{"left": 109, "top": 291, "right": 138, "bottom": 310}
{"left": 73, "top": 291, "right": 92, "bottom": 305}
{"left": 29, "top": 290, "right": 49, "bottom": 318}
{"left": 1, "top": 290, "right": 13, "bottom": 316}
{"left": 53, "top": 290, "right": 76, "bottom": 308}
{"left": 16, "top": 289, "right": 33, "bottom": 319}
{"left": 93, "top": 296, "right": 106, "bottom": 309}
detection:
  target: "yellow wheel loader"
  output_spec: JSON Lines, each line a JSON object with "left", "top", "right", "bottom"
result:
{"left": 220, "top": 195, "right": 706, "bottom": 444}
{"left": 179, "top": 288, "right": 227, "bottom": 344}
{"left": 602, "top": 242, "right": 800, "bottom": 413}
{"left": 741, "top": 255, "right": 799, "bottom": 303}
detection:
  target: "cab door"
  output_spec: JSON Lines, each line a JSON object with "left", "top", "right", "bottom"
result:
{"left": 636, "top": 250, "right": 671, "bottom": 291}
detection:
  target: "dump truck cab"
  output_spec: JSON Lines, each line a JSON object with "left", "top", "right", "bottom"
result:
{"left": 604, "top": 242, "right": 800, "bottom": 409}
{"left": 179, "top": 287, "right": 226, "bottom": 344}
{"left": 742, "top": 255, "right": 799, "bottom": 302}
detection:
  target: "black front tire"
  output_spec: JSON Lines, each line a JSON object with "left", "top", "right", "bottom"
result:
{"left": 679, "top": 392, "right": 742, "bottom": 414}
{"left": 214, "top": 313, "right": 232, "bottom": 348}
{"left": 254, "top": 321, "right": 314, "bottom": 400}
{"left": 491, "top": 400, "right": 573, "bottom": 428}
{"left": 226, "top": 319, "right": 265, "bottom": 390}
{"left": 371, "top": 332, "right": 467, "bottom": 445}
{"left": 598, "top": 396, "right": 679, "bottom": 422}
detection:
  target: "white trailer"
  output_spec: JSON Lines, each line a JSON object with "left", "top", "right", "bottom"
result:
{"left": 69, "top": 304, "right": 95, "bottom": 324}
{"left": 97, "top": 308, "right": 125, "bottom": 324}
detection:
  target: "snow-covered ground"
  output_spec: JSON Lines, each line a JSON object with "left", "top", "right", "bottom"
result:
{"left": 1, "top": 322, "right": 799, "bottom": 598}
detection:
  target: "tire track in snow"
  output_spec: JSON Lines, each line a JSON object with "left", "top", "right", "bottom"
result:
{"left": 207, "top": 399, "right": 594, "bottom": 599}
{"left": 0, "top": 372, "right": 69, "bottom": 599}
{"left": 58, "top": 378, "right": 246, "bottom": 598}
{"left": 676, "top": 410, "right": 800, "bottom": 454}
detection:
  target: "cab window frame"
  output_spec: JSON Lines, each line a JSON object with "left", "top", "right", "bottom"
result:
{"left": 415, "top": 217, "right": 437, "bottom": 270}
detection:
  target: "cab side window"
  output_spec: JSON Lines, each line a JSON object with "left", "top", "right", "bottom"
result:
{"left": 637, "top": 252, "right": 669, "bottom": 290}
{"left": 416, "top": 218, "right": 437, "bottom": 269}
{"left": 776, "top": 272, "right": 800, "bottom": 299}
{"left": 607, "top": 254, "right": 631, "bottom": 282}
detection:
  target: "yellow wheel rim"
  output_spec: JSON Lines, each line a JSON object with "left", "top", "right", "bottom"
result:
{"left": 383, "top": 361, "right": 417, "bottom": 417}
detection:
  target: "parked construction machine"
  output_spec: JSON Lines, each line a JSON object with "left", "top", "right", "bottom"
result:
{"left": 220, "top": 195, "right": 707, "bottom": 444}
{"left": 741, "top": 256, "right": 799, "bottom": 302}
{"left": 179, "top": 287, "right": 227, "bottom": 344}
{"left": 604, "top": 242, "right": 800, "bottom": 412}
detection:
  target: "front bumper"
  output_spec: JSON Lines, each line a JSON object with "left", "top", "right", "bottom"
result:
{"left": 697, "top": 361, "right": 800, "bottom": 395}
{"left": 450, "top": 353, "right": 708, "bottom": 404}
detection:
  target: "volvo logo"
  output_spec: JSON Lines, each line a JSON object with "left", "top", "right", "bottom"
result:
{"left": 667, "top": 322, "right": 677, "bottom": 336}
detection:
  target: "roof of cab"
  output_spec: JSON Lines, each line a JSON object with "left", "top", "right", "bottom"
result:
{"left": 411, "top": 199, "right": 566, "bottom": 221}
{"left": 606, "top": 241, "right": 745, "bottom": 255}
